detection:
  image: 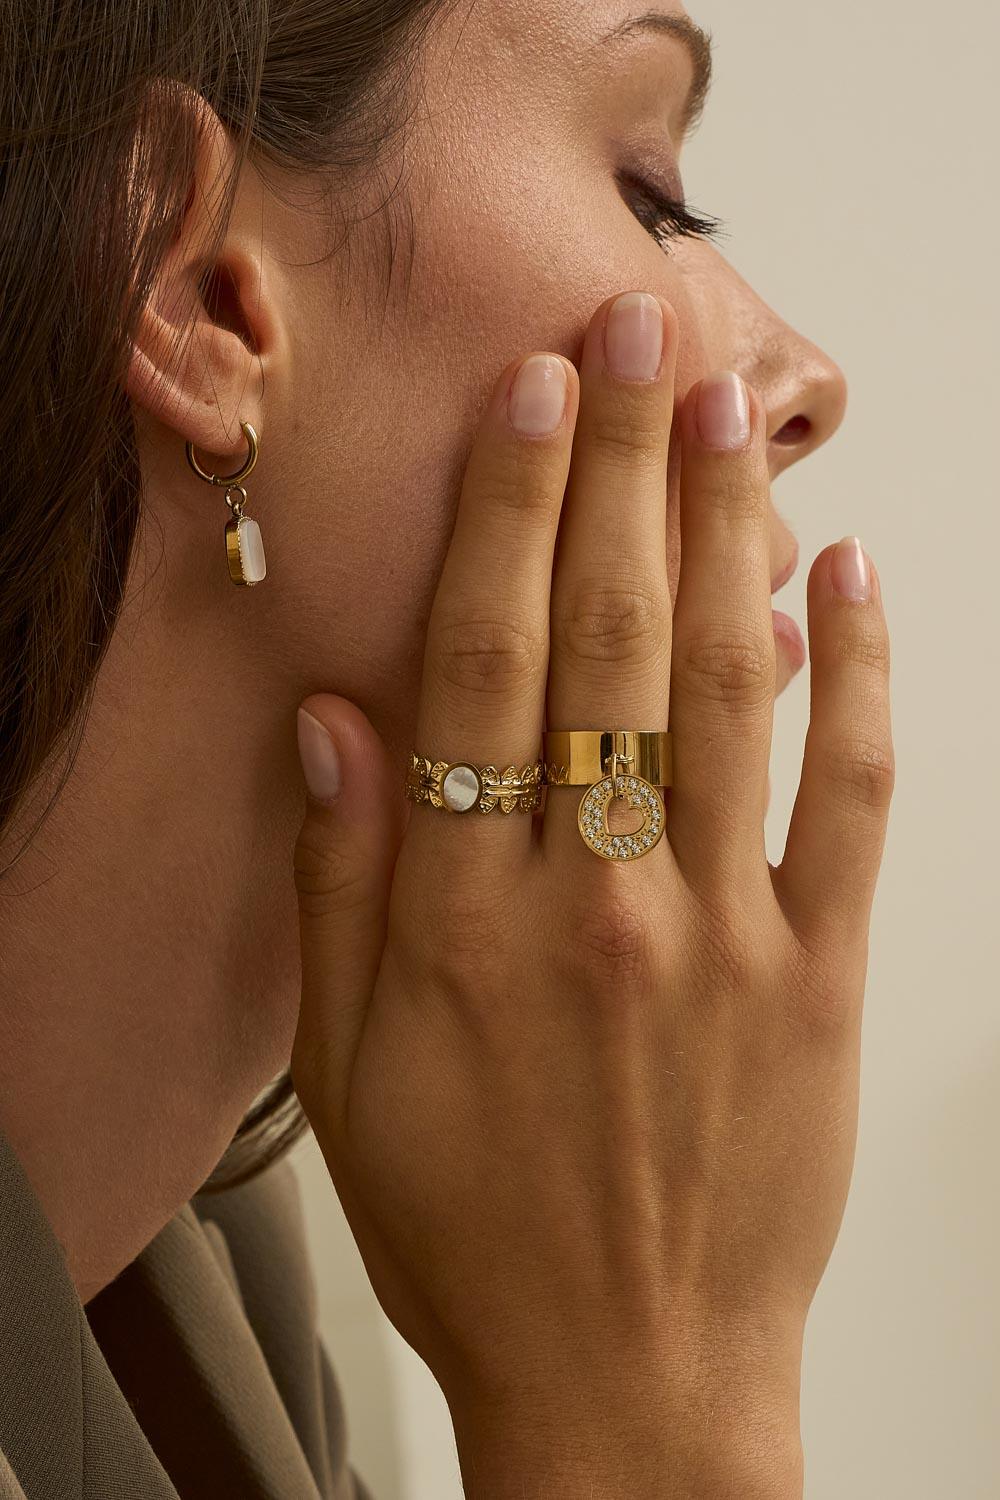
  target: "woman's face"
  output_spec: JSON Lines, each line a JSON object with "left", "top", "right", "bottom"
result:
{"left": 101, "top": 0, "right": 850, "bottom": 1185}
{"left": 0, "top": 0, "right": 851, "bottom": 1304}
{"left": 264, "top": 0, "right": 846, "bottom": 769}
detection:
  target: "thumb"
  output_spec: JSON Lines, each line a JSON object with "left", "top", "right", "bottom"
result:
{"left": 291, "top": 693, "right": 406, "bottom": 1127}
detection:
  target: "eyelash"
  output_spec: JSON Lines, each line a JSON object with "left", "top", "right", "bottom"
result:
{"left": 620, "top": 171, "right": 725, "bottom": 252}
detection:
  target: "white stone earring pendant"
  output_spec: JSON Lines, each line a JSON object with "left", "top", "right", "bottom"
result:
{"left": 223, "top": 484, "right": 267, "bottom": 587}
{"left": 184, "top": 419, "right": 265, "bottom": 587}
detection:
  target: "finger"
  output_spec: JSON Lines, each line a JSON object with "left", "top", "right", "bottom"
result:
{"left": 542, "top": 293, "right": 679, "bottom": 867}
{"left": 291, "top": 695, "right": 408, "bottom": 1129}
{"left": 666, "top": 373, "right": 776, "bottom": 889}
{"left": 546, "top": 292, "right": 677, "bottom": 728}
{"left": 774, "top": 539, "right": 894, "bottom": 944}
{"left": 413, "top": 352, "right": 578, "bottom": 858}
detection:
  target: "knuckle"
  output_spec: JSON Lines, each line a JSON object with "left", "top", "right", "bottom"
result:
{"left": 293, "top": 822, "right": 357, "bottom": 918}
{"left": 680, "top": 627, "right": 775, "bottom": 711}
{"left": 572, "top": 895, "right": 653, "bottom": 993}
{"left": 416, "top": 881, "right": 528, "bottom": 995}
{"left": 697, "top": 467, "right": 767, "bottom": 523}
{"left": 784, "top": 939, "right": 856, "bottom": 1040}
{"left": 587, "top": 405, "right": 665, "bottom": 470}
{"left": 823, "top": 735, "right": 896, "bottom": 813}
{"left": 477, "top": 455, "right": 562, "bottom": 524}
{"left": 688, "top": 898, "right": 758, "bottom": 996}
{"left": 834, "top": 621, "right": 891, "bottom": 676}
{"left": 555, "top": 578, "right": 667, "bottom": 667}
{"left": 433, "top": 614, "right": 542, "bottom": 700}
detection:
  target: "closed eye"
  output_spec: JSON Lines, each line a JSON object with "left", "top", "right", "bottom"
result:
{"left": 619, "top": 170, "right": 726, "bottom": 253}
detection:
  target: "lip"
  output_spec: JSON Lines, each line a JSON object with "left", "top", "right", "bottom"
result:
{"left": 769, "top": 539, "right": 804, "bottom": 677}
{"left": 771, "top": 608, "right": 807, "bottom": 671}
{"left": 770, "top": 539, "right": 800, "bottom": 596}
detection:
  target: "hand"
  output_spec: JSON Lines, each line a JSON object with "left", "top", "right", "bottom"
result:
{"left": 290, "top": 291, "right": 893, "bottom": 1499}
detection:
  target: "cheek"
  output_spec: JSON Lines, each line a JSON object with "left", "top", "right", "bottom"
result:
{"left": 288, "top": 160, "right": 721, "bottom": 739}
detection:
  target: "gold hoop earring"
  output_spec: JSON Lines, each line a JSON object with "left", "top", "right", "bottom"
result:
{"left": 185, "top": 420, "right": 266, "bottom": 587}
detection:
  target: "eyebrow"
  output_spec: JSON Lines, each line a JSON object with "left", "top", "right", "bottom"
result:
{"left": 598, "top": 11, "right": 714, "bottom": 135}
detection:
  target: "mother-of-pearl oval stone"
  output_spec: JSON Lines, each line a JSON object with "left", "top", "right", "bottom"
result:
{"left": 442, "top": 763, "right": 482, "bottom": 813}
{"left": 237, "top": 517, "right": 267, "bottom": 583}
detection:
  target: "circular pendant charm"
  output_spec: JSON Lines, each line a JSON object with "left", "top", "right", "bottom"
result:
{"left": 578, "top": 774, "right": 665, "bottom": 862}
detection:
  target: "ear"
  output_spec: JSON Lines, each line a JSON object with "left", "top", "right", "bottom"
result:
{"left": 125, "top": 96, "right": 286, "bottom": 467}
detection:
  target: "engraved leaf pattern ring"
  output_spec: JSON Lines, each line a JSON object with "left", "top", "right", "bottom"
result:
{"left": 405, "top": 754, "right": 543, "bottom": 814}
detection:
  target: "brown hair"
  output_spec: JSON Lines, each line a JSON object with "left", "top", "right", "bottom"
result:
{"left": 0, "top": 0, "right": 450, "bottom": 1187}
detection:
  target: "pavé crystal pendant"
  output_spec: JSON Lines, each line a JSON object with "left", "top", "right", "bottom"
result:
{"left": 578, "top": 774, "right": 665, "bottom": 862}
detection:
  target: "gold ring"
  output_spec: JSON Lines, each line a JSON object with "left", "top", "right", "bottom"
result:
{"left": 405, "top": 753, "right": 544, "bottom": 815}
{"left": 542, "top": 730, "right": 671, "bottom": 862}
{"left": 543, "top": 730, "right": 672, "bottom": 789}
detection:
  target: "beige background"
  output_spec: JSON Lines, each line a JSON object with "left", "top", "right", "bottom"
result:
{"left": 292, "top": 1, "right": 1000, "bottom": 1494}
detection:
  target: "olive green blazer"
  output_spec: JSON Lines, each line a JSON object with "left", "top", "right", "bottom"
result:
{"left": 0, "top": 1125, "right": 371, "bottom": 1499}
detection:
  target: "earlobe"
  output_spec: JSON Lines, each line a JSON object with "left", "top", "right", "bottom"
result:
{"left": 124, "top": 96, "right": 283, "bottom": 465}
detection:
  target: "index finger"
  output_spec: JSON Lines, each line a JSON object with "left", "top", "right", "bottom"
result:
{"left": 411, "top": 351, "right": 579, "bottom": 853}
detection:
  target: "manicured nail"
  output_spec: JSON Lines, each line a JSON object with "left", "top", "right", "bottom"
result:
{"left": 297, "top": 708, "right": 342, "bottom": 804}
{"left": 831, "top": 536, "right": 871, "bottom": 603}
{"left": 696, "top": 371, "right": 750, "bottom": 451}
{"left": 508, "top": 355, "right": 568, "bottom": 437}
{"left": 604, "top": 291, "right": 664, "bottom": 382}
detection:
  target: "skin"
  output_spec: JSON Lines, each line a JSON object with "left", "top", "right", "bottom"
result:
{"left": 292, "top": 308, "right": 893, "bottom": 1497}
{"left": 0, "top": 4, "right": 881, "bottom": 1468}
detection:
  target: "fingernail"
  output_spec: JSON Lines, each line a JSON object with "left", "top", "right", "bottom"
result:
{"left": 604, "top": 291, "right": 664, "bottom": 381}
{"left": 508, "top": 355, "right": 568, "bottom": 437}
{"left": 297, "top": 708, "right": 342, "bottom": 804}
{"left": 831, "top": 536, "right": 871, "bottom": 603}
{"left": 696, "top": 371, "right": 750, "bottom": 451}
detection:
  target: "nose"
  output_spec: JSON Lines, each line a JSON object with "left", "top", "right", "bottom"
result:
{"left": 699, "top": 252, "right": 849, "bottom": 481}
{"left": 762, "top": 335, "right": 848, "bottom": 481}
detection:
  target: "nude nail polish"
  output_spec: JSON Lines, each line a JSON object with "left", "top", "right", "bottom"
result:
{"left": 604, "top": 291, "right": 664, "bottom": 382}
{"left": 696, "top": 371, "right": 750, "bottom": 451}
{"left": 297, "top": 708, "right": 342, "bottom": 804}
{"left": 831, "top": 536, "right": 871, "bottom": 603}
{"left": 508, "top": 355, "right": 568, "bottom": 436}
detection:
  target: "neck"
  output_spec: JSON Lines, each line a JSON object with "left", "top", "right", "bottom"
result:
{"left": 0, "top": 536, "right": 305, "bottom": 1301}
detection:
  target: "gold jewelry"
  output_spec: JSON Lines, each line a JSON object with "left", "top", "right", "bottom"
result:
{"left": 542, "top": 730, "right": 672, "bottom": 862}
{"left": 405, "top": 753, "right": 544, "bottom": 814}
{"left": 185, "top": 419, "right": 266, "bottom": 587}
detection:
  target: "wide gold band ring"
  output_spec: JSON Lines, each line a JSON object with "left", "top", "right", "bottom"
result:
{"left": 542, "top": 731, "right": 673, "bottom": 789}
{"left": 542, "top": 730, "right": 672, "bottom": 863}
{"left": 405, "top": 753, "right": 544, "bottom": 814}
